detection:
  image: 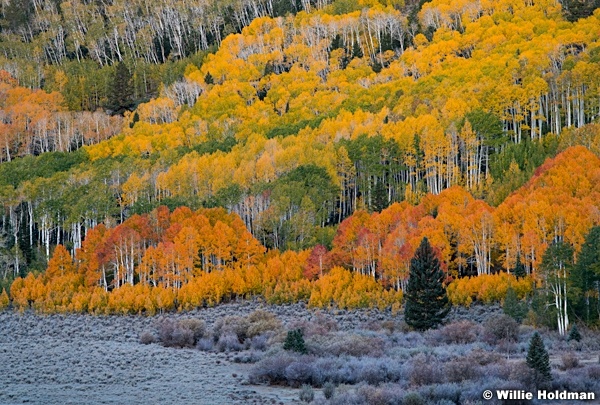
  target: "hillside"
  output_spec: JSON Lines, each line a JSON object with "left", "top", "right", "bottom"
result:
{"left": 0, "top": 0, "right": 600, "bottom": 323}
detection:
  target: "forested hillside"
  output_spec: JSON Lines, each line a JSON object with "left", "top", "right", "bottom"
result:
{"left": 1, "top": 0, "right": 600, "bottom": 328}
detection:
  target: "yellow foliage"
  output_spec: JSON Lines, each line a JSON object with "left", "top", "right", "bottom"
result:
{"left": 447, "top": 273, "right": 533, "bottom": 307}
{"left": 309, "top": 266, "right": 402, "bottom": 309}
{"left": 0, "top": 289, "right": 9, "bottom": 310}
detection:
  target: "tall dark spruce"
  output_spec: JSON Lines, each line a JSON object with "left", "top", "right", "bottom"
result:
{"left": 106, "top": 62, "right": 134, "bottom": 115}
{"left": 404, "top": 237, "right": 450, "bottom": 330}
{"left": 526, "top": 332, "right": 552, "bottom": 386}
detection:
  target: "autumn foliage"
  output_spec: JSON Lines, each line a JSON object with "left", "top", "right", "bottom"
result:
{"left": 7, "top": 145, "right": 600, "bottom": 314}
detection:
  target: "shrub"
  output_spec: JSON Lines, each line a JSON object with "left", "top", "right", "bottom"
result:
{"left": 139, "top": 330, "right": 155, "bottom": 345}
{"left": 213, "top": 316, "right": 249, "bottom": 343}
{"left": 299, "top": 384, "right": 314, "bottom": 403}
{"left": 157, "top": 319, "right": 195, "bottom": 348}
{"left": 357, "top": 384, "right": 404, "bottom": 405}
{"left": 560, "top": 352, "right": 579, "bottom": 370}
{"left": 285, "top": 358, "right": 323, "bottom": 387}
{"left": 322, "top": 333, "right": 385, "bottom": 357}
{"left": 217, "top": 333, "right": 245, "bottom": 352}
{"left": 464, "top": 349, "right": 504, "bottom": 366}
{"left": 246, "top": 310, "right": 283, "bottom": 338}
{"left": 436, "top": 320, "right": 480, "bottom": 344}
{"left": 588, "top": 365, "right": 600, "bottom": 379}
{"left": 444, "top": 359, "right": 479, "bottom": 383}
{"left": 323, "top": 381, "right": 336, "bottom": 399}
{"left": 233, "top": 351, "right": 263, "bottom": 364}
{"left": 420, "top": 383, "right": 461, "bottom": 403}
{"left": 409, "top": 354, "right": 443, "bottom": 386}
{"left": 284, "top": 329, "right": 308, "bottom": 354}
{"left": 249, "top": 353, "right": 297, "bottom": 384}
{"left": 249, "top": 334, "right": 270, "bottom": 351}
{"left": 179, "top": 318, "right": 206, "bottom": 341}
{"left": 403, "top": 392, "right": 425, "bottom": 405}
{"left": 196, "top": 337, "right": 214, "bottom": 351}
{"left": 483, "top": 314, "right": 519, "bottom": 344}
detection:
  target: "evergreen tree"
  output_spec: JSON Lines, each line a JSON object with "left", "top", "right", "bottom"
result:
{"left": 283, "top": 329, "right": 307, "bottom": 354}
{"left": 371, "top": 178, "right": 389, "bottom": 212}
{"left": 513, "top": 253, "right": 526, "bottom": 279}
{"left": 561, "top": 0, "right": 600, "bottom": 22}
{"left": 570, "top": 226, "right": 600, "bottom": 325}
{"left": 526, "top": 332, "right": 552, "bottom": 386}
{"left": 404, "top": 237, "right": 450, "bottom": 330}
{"left": 568, "top": 324, "right": 582, "bottom": 342}
{"left": 204, "top": 72, "right": 214, "bottom": 85}
{"left": 352, "top": 41, "right": 363, "bottom": 59}
{"left": 503, "top": 286, "right": 526, "bottom": 322}
{"left": 106, "top": 62, "right": 134, "bottom": 115}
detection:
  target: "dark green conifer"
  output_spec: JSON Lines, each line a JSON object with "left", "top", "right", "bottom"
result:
{"left": 526, "top": 332, "right": 552, "bottom": 386}
{"left": 570, "top": 226, "right": 600, "bottom": 324}
{"left": 503, "top": 286, "right": 526, "bottom": 322}
{"left": 568, "top": 324, "right": 582, "bottom": 342}
{"left": 352, "top": 41, "right": 363, "bottom": 59}
{"left": 106, "top": 62, "right": 134, "bottom": 115}
{"left": 513, "top": 253, "right": 526, "bottom": 279}
{"left": 283, "top": 329, "right": 307, "bottom": 354}
{"left": 404, "top": 237, "right": 450, "bottom": 330}
{"left": 204, "top": 71, "right": 214, "bottom": 85}
{"left": 371, "top": 179, "right": 389, "bottom": 212}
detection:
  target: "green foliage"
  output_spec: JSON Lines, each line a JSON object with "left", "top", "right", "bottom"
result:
{"left": 261, "top": 165, "right": 339, "bottom": 250}
{"left": 513, "top": 254, "right": 526, "bottom": 279}
{"left": 0, "top": 150, "right": 88, "bottom": 189}
{"left": 106, "top": 62, "right": 134, "bottom": 115}
{"left": 526, "top": 332, "right": 552, "bottom": 386}
{"left": 503, "top": 286, "right": 527, "bottom": 323}
{"left": 2, "top": 0, "right": 32, "bottom": 32}
{"left": 342, "top": 134, "right": 405, "bottom": 211}
{"left": 465, "top": 109, "right": 505, "bottom": 149}
{"left": 265, "top": 116, "right": 330, "bottom": 139}
{"left": 561, "top": 0, "right": 600, "bottom": 22}
{"left": 404, "top": 237, "right": 450, "bottom": 330}
{"left": 487, "top": 137, "right": 559, "bottom": 206}
{"left": 570, "top": 226, "right": 600, "bottom": 325}
{"left": 528, "top": 288, "right": 555, "bottom": 328}
{"left": 283, "top": 329, "right": 307, "bottom": 354}
{"left": 567, "top": 324, "right": 582, "bottom": 342}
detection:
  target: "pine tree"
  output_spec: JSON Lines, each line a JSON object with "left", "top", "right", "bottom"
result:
{"left": 283, "top": 329, "right": 307, "bottom": 354}
{"left": 526, "top": 332, "right": 552, "bottom": 386}
{"left": 352, "top": 41, "right": 363, "bottom": 59}
{"left": 570, "top": 226, "right": 600, "bottom": 325}
{"left": 513, "top": 253, "right": 526, "bottom": 279}
{"left": 371, "top": 178, "right": 389, "bottom": 212}
{"left": 503, "top": 286, "right": 526, "bottom": 322}
{"left": 204, "top": 72, "right": 214, "bottom": 85}
{"left": 404, "top": 237, "right": 450, "bottom": 330}
{"left": 568, "top": 324, "right": 582, "bottom": 342}
{"left": 106, "top": 62, "right": 134, "bottom": 115}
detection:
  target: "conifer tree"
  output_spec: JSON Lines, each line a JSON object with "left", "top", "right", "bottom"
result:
{"left": 283, "top": 329, "right": 307, "bottom": 354}
{"left": 503, "top": 286, "right": 526, "bottom": 322}
{"left": 404, "top": 237, "right": 450, "bottom": 330}
{"left": 526, "top": 332, "right": 552, "bottom": 386}
{"left": 106, "top": 62, "right": 134, "bottom": 115}
{"left": 570, "top": 226, "right": 600, "bottom": 324}
{"left": 513, "top": 254, "right": 526, "bottom": 279}
{"left": 568, "top": 324, "right": 582, "bottom": 342}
